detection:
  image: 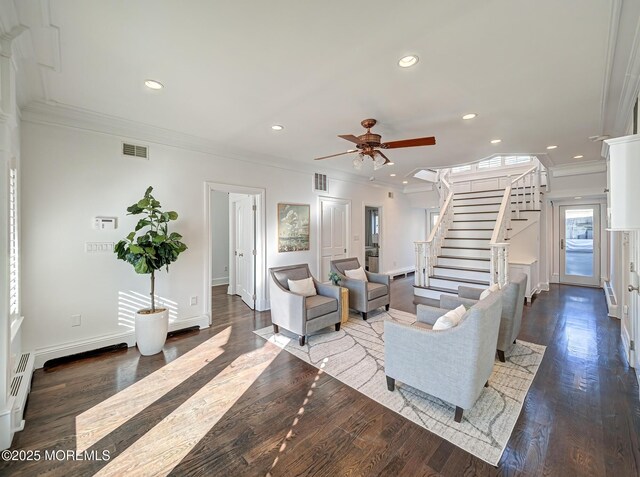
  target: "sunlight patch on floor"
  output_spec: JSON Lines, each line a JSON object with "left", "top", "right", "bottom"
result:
{"left": 75, "top": 326, "right": 232, "bottom": 452}
{"left": 94, "top": 341, "right": 282, "bottom": 476}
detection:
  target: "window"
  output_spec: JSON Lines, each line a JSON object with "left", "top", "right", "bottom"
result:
{"left": 451, "top": 165, "right": 471, "bottom": 173}
{"left": 504, "top": 155, "right": 532, "bottom": 166}
{"left": 9, "top": 166, "right": 19, "bottom": 319}
{"left": 478, "top": 157, "right": 502, "bottom": 169}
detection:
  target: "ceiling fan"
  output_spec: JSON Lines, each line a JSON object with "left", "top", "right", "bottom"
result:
{"left": 314, "top": 119, "right": 436, "bottom": 170}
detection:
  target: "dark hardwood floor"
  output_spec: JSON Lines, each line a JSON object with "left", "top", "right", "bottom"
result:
{"left": 2, "top": 278, "right": 639, "bottom": 476}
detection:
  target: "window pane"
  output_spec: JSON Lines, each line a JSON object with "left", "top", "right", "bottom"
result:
{"left": 505, "top": 155, "right": 532, "bottom": 166}
{"left": 451, "top": 165, "right": 471, "bottom": 173}
{"left": 565, "top": 209, "right": 594, "bottom": 277}
{"left": 478, "top": 157, "right": 502, "bottom": 169}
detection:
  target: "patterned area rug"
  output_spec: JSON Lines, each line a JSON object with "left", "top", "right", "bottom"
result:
{"left": 254, "top": 308, "right": 545, "bottom": 465}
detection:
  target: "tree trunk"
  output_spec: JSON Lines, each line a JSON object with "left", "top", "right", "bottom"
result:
{"left": 150, "top": 270, "right": 156, "bottom": 312}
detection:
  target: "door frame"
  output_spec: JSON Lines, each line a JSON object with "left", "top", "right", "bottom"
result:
{"left": 317, "top": 196, "right": 351, "bottom": 281}
{"left": 559, "top": 203, "right": 601, "bottom": 286}
{"left": 363, "top": 203, "right": 383, "bottom": 274}
{"left": 204, "top": 182, "right": 267, "bottom": 324}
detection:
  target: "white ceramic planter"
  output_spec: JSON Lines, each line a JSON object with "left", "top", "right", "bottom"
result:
{"left": 135, "top": 308, "right": 169, "bottom": 356}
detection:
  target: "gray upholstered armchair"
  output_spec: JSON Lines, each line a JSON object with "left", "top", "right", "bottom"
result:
{"left": 330, "top": 257, "right": 390, "bottom": 320}
{"left": 269, "top": 264, "right": 342, "bottom": 346}
{"left": 435, "top": 272, "right": 527, "bottom": 362}
{"left": 385, "top": 291, "right": 503, "bottom": 422}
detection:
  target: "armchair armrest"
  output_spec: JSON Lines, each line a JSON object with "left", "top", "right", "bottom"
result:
{"left": 314, "top": 280, "right": 341, "bottom": 300}
{"left": 458, "top": 285, "right": 484, "bottom": 300}
{"left": 416, "top": 304, "right": 446, "bottom": 326}
{"left": 366, "top": 271, "right": 390, "bottom": 286}
{"left": 440, "top": 295, "right": 478, "bottom": 310}
{"left": 339, "top": 276, "right": 368, "bottom": 311}
{"left": 269, "top": 279, "right": 305, "bottom": 335}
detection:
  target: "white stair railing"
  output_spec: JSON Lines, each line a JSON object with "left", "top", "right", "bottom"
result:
{"left": 511, "top": 165, "right": 541, "bottom": 218}
{"left": 415, "top": 171, "right": 454, "bottom": 288}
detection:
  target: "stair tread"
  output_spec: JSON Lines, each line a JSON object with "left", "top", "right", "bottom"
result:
{"left": 433, "top": 265, "right": 491, "bottom": 273}
{"left": 441, "top": 246, "right": 491, "bottom": 250}
{"left": 413, "top": 285, "right": 458, "bottom": 294}
{"left": 455, "top": 211, "right": 499, "bottom": 215}
{"left": 453, "top": 219, "right": 496, "bottom": 222}
{"left": 438, "top": 255, "right": 491, "bottom": 261}
{"left": 453, "top": 203, "right": 502, "bottom": 207}
{"left": 454, "top": 189, "right": 545, "bottom": 196}
{"left": 445, "top": 237, "right": 491, "bottom": 240}
{"left": 449, "top": 228, "right": 494, "bottom": 231}
{"left": 431, "top": 275, "right": 490, "bottom": 285}
{"left": 511, "top": 209, "right": 541, "bottom": 212}
{"left": 512, "top": 218, "right": 528, "bottom": 221}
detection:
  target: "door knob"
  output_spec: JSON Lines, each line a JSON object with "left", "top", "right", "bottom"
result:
{"left": 239, "top": 253, "right": 244, "bottom": 257}
{"left": 629, "top": 285, "right": 639, "bottom": 292}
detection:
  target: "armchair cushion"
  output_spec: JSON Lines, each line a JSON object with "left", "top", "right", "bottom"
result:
{"left": 273, "top": 267, "right": 310, "bottom": 290}
{"left": 288, "top": 277, "right": 317, "bottom": 297}
{"left": 367, "top": 282, "right": 388, "bottom": 300}
{"left": 345, "top": 266, "right": 368, "bottom": 281}
{"left": 305, "top": 295, "right": 338, "bottom": 320}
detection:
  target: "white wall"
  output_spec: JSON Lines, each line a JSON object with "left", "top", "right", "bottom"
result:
{"left": 210, "top": 191, "right": 229, "bottom": 286}
{"left": 20, "top": 121, "right": 422, "bottom": 355}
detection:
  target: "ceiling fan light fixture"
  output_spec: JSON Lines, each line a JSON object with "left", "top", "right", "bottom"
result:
{"left": 462, "top": 113, "right": 477, "bottom": 120}
{"left": 144, "top": 79, "right": 164, "bottom": 90}
{"left": 353, "top": 154, "right": 364, "bottom": 170}
{"left": 398, "top": 55, "right": 419, "bottom": 68}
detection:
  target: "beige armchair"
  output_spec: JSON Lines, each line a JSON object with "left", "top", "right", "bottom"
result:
{"left": 269, "top": 264, "right": 342, "bottom": 346}
{"left": 330, "top": 257, "right": 390, "bottom": 320}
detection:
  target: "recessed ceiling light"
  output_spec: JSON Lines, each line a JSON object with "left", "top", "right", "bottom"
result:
{"left": 462, "top": 113, "right": 477, "bottom": 120}
{"left": 388, "top": 162, "right": 395, "bottom": 165}
{"left": 398, "top": 55, "right": 419, "bottom": 68}
{"left": 546, "top": 145, "right": 558, "bottom": 150}
{"left": 402, "top": 180, "right": 409, "bottom": 184}
{"left": 390, "top": 173, "right": 396, "bottom": 177}
{"left": 573, "top": 155, "right": 584, "bottom": 159}
{"left": 490, "top": 139, "right": 502, "bottom": 144}
{"left": 574, "top": 196, "right": 583, "bottom": 199}
{"left": 271, "top": 125, "right": 284, "bottom": 131}
{"left": 144, "top": 79, "right": 164, "bottom": 90}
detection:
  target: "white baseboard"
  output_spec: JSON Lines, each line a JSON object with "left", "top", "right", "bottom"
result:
{"left": 550, "top": 274, "right": 559, "bottom": 284}
{"left": 34, "top": 314, "right": 210, "bottom": 369}
{"left": 539, "top": 282, "right": 550, "bottom": 291}
{"left": 211, "top": 276, "right": 229, "bottom": 286}
{"left": 0, "top": 406, "right": 12, "bottom": 450}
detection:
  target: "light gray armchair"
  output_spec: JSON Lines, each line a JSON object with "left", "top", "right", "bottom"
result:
{"left": 269, "top": 264, "right": 342, "bottom": 346}
{"left": 385, "top": 291, "right": 502, "bottom": 422}
{"left": 436, "top": 272, "right": 528, "bottom": 362}
{"left": 330, "top": 257, "right": 390, "bottom": 320}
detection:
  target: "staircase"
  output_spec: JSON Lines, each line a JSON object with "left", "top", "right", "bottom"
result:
{"left": 415, "top": 165, "right": 544, "bottom": 302}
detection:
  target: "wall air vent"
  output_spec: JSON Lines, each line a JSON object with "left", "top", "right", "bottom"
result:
{"left": 122, "top": 142, "right": 149, "bottom": 159}
{"left": 314, "top": 173, "right": 328, "bottom": 192}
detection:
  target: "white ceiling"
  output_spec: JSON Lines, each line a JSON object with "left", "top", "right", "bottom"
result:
{"left": 11, "top": 0, "right": 629, "bottom": 184}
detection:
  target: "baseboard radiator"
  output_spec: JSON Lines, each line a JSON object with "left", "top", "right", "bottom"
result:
{"left": 1, "top": 351, "right": 35, "bottom": 449}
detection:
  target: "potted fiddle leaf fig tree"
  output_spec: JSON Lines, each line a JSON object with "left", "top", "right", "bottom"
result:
{"left": 115, "top": 186, "right": 187, "bottom": 356}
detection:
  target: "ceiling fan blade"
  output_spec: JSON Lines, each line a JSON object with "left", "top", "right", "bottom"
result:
{"left": 375, "top": 150, "right": 392, "bottom": 164}
{"left": 338, "top": 134, "right": 364, "bottom": 144}
{"left": 314, "top": 150, "right": 357, "bottom": 160}
{"left": 381, "top": 136, "right": 436, "bottom": 149}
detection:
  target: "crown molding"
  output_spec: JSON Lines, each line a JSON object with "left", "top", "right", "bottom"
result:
{"left": 20, "top": 100, "right": 405, "bottom": 192}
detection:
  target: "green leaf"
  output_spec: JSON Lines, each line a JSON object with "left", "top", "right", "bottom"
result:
{"left": 144, "top": 186, "right": 154, "bottom": 197}
{"left": 126, "top": 231, "right": 136, "bottom": 241}
{"left": 153, "top": 234, "right": 166, "bottom": 243}
{"left": 129, "top": 244, "right": 144, "bottom": 254}
{"left": 167, "top": 211, "right": 178, "bottom": 220}
{"left": 135, "top": 219, "right": 151, "bottom": 231}
{"left": 137, "top": 198, "right": 150, "bottom": 208}
{"left": 134, "top": 257, "right": 149, "bottom": 274}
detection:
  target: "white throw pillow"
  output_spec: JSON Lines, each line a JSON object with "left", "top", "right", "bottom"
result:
{"left": 479, "top": 283, "right": 500, "bottom": 300}
{"left": 344, "top": 266, "right": 368, "bottom": 282}
{"left": 432, "top": 305, "right": 467, "bottom": 330}
{"left": 288, "top": 277, "right": 317, "bottom": 297}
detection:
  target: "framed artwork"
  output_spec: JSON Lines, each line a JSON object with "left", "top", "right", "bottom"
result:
{"left": 278, "top": 203, "right": 310, "bottom": 252}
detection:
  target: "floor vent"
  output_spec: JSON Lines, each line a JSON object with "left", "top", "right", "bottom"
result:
{"left": 122, "top": 142, "right": 149, "bottom": 159}
{"left": 314, "top": 173, "right": 328, "bottom": 192}
{"left": 43, "top": 343, "right": 128, "bottom": 370}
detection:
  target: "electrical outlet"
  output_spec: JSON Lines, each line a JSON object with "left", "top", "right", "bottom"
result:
{"left": 190, "top": 296, "right": 197, "bottom": 306}
{"left": 71, "top": 314, "right": 81, "bottom": 327}
{"left": 224, "top": 266, "right": 228, "bottom": 271}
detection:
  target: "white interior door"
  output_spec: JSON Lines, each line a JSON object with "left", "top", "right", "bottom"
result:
{"left": 234, "top": 195, "right": 255, "bottom": 309}
{"left": 320, "top": 198, "right": 348, "bottom": 282}
{"left": 559, "top": 204, "right": 600, "bottom": 286}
